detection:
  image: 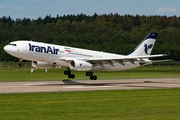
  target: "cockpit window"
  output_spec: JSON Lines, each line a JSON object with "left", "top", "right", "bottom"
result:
{"left": 9, "top": 43, "right": 17, "bottom": 46}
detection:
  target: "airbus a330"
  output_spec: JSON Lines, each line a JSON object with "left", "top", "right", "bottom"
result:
{"left": 4, "top": 32, "right": 171, "bottom": 80}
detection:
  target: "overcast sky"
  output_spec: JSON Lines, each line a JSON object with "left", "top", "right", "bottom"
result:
{"left": 0, "top": 0, "right": 180, "bottom": 20}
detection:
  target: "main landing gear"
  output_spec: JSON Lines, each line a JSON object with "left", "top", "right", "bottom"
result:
{"left": 63, "top": 68, "right": 97, "bottom": 80}
{"left": 86, "top": 71, "right": 97, "bottom": 80}
{"left": 64, "top": 67, "right": 75, "bottom": 79}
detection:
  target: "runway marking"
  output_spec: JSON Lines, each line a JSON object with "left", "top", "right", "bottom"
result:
{"left": 25, "top": 83, "right": 48, "bottom": 86}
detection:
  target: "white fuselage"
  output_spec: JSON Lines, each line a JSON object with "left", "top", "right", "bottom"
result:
{"left": 4, "top": 41, "right": 141, "bottom": 71}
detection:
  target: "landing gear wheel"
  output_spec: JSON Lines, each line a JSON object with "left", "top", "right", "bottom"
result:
{"left": 68, "top": 74, "right": 75, "bottom": 79}
{"left": 64, "top": 67, "right": 75, "bottom": 79}
{"left": 64, "top": 70, "right": 71, "bottom": 75}
{"left": 90, "top": 75, "right": 97, "bottom": 80}
{"left": 93, "top": 75, "right": 97, "bottom": 80}
{"left": 86, "top": 71, "right": 93, "bottom": 76}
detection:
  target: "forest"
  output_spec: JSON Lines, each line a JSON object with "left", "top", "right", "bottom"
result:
{"left": 0, "top": 13, "right": 180, "bottom": 61}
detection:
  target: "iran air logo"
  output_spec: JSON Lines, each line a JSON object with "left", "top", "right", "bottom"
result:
{"left": 29, "top": 43, "right": 59, "bottom": 55}
{"left": 144, "top": 44, "right": 153, "bottom": 55}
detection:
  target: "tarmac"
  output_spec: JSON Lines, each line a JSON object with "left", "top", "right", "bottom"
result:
{"left": 1, "top": 78, "right": 180, "bottom": 94}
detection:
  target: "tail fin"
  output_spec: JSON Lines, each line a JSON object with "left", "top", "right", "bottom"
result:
{"left": 128, "top": 32, "right": 158, "bottom": 56}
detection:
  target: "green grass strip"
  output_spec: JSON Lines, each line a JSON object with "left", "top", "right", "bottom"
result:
{"left": 0, "top": 65, "right": 180, "bottom": 81}
{"left": 0, "top": 89, "right": 180, "bottom": 120}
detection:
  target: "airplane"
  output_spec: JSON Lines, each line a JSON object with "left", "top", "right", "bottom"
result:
{"left": 3, "top": 32, "right": 172, "bottom": 80}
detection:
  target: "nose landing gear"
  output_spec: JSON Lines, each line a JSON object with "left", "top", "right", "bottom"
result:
{"left": 19, "top": 59, "right": 24, "bottom": 67}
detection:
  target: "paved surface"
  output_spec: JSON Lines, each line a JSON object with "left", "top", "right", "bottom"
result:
{"left": 0, "top": 78, "right": 180, "bottom": 93}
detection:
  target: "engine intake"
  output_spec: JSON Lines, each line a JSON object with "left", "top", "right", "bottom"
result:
{"left": 69, "top": 60, "right": 92, "bottom": 71}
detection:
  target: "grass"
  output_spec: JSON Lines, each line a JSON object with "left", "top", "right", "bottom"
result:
{"left": 1, "top": 89, "right": 180, "bottom": 120}
{"left": 0, "top": 65, "right": 180, "bottom": 81}
{"left": 0, "top": 65, "right": 180, "bottom": 119}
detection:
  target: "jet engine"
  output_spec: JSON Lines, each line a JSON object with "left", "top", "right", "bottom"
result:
{"left": 69, "top": 60, "right": 92, "bottom": 71}
{"left": 32, "top": 61, "right": 57, "bottom": 68}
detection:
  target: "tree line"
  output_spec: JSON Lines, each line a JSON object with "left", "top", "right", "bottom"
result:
{"left": 0, "top": 13, "right": 180, "bottom": 61}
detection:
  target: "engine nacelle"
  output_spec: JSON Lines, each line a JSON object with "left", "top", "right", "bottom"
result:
{"left": 69, "top": 60, "right": 92, "bottom": 71}
{"left": 32, "top": 61, "right": 57, "bottom": 68}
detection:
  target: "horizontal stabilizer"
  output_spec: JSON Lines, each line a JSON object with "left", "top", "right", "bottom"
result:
{"left": 152, "top": 59, "right": 174, "bottom": 63}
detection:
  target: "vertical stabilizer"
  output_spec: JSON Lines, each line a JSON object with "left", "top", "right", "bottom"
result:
{"left": 128, "top": 32, "right": 158, "bottom": 56}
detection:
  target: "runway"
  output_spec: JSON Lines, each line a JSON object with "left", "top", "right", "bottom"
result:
{"left": 1, "top": 78, "right": 180, "bottom": 94}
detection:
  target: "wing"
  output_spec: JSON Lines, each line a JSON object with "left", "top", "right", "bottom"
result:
{"left": 58, "top": 53, "right": 170, "bottom": 67}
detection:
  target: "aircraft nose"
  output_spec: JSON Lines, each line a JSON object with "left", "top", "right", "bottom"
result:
{"left": 3, "top": 45, "right": 9, "bottom": 52}
{"left": 3, "top": 45, "right": 14, "bottom": 54}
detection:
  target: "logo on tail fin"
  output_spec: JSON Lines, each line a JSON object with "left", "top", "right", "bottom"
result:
{"left": 144, "top": 44, "right": 153, "bottom": 55}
